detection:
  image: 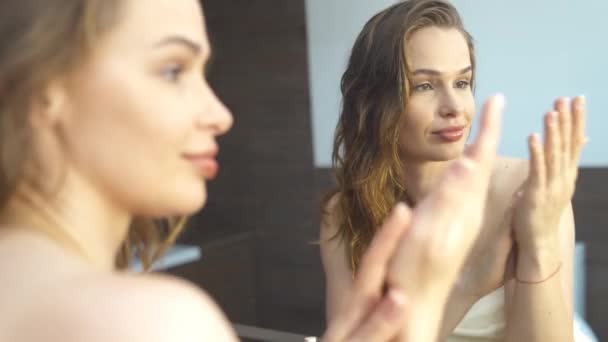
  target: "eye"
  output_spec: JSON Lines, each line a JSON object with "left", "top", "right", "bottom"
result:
{"left": 161, "top": 63, "right": 185, "bottom": 82}
{"left": 455, "top": 80, "right": 471, "bottom": 89}
{"left": 414, "top": 83, "right": 433, "bottom": 92}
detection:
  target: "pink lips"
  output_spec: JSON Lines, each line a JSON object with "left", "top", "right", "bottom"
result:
{"left": 433, "top": 125, "right": 465, "bottom": 142}
{"left": 183, "top": 149, "right": 219, "bottom": 179}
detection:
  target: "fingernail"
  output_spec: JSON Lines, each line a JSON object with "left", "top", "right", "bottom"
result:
{"left": 393, "top": 202, "right": 411, "bottom": 217}
{"left": 550, "top": 112, "right": 558, "bottom": 123}
{"left": 395, "top": 202, "right": 408, "bottom": 211}
{"left": 579, "top": 95, "right": 586, "bottom": 104}
{"left": 388, "top": 289, "right": 407, "bottom": 307}
{"left": 584, "top": 136, "right": 590, "bottom": 144}
{"left": 576, "top": 95, "right": 586, "bottom": 109}
{"left": 384, "top": 289, "right": 407, "bottom": 319}
{"left": 530, "top": 133, "right": 540, "bottom": 144}
{"left": 494, "top": 94, "right": 506, "bottom": 111}
{"left": 451, "top": 158, "right": 475, "bottom": 178}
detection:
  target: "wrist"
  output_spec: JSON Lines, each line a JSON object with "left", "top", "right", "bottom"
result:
{"left": 410, "top": 285, "right": 451, "bottom": 315}
{"left": 403, "top": 297, "right": 445, "bottom": 342}
{"left": 450, "top": 284, "right": 482, "bottom": 307}
{"left": 437, "top": 289, "right": 479, "bottom": 340}
{"left": 516, "top": 230, "right": 559, "bottom": 257}
{"left": 516, "top": 242, "right": 561, "bottom": 282}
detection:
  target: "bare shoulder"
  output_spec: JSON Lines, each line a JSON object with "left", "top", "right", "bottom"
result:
{"left": 320, "top": 192, "right": 343, "bottom": 245}
{"left": 319, "top": 192, "right": 354, "bottom": 319}
{"left": 319, "top": 191, "right": 351, "bottom": 274}
{"left": 16, "top": 273, "right": 237, "bottom": 342}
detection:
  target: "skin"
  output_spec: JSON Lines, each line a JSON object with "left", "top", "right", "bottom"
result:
{"left": 323, "top": 94, "right": 504, "bottom": 342}
{"left": 0, "top": 0, "right": 534, "bottom": 340}
{"left": 323, "top": 26, "right": 584, "bottom": 342}
{"left": 1, "top": 0, "right": 236, "bottom": 341}
{"left": 399, "top": 27, "right": 475, "bottom": 164}
{"left": 0, "top": 0, "right": 493, "bottom": 340}
{"left": 503, "top": 96, "right": 585, "bottom": 342}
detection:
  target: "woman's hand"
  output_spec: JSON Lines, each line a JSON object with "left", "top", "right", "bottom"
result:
{"left": 512, "top": 97, "right": 586, "bottom": 260}
{"left": 386, "top": 95, "right": 504, "bottom": 342}
{"left": 387, "top": 95, "right": 502, "bottom": 299}
{"left": 455, "top": 214, "right": 514, "bottom": 298}
{"left": 321, "top": 205, "right": 412, "bottom": 342}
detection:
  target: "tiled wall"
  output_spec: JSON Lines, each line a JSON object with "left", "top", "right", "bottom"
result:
{"left": 172, "top": 0, "right": 325, "bottom": 336}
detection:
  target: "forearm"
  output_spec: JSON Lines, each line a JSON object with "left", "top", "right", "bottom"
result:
{"left": 392, "top": 290, "right": 453, "bottom": 342}
{"left": 505, "top": 247, "right": 573, "bottom": 342}
{"left": 404, "top": 299, "right": 446, "bottom": 342}
{"left": 436, "top": 290, "right": 478, "bottom": 341}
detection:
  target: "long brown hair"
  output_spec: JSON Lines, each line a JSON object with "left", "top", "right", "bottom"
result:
{"left": 0, "top": 0, "right": 187, "bottom": 271}
{"left": 324, "top": 0, "right": 476, "bottom": 272}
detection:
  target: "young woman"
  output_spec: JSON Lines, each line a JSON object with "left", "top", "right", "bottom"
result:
{"left": 321, "top": 0, "right": 586, "bottom": 341}
{"left": 0, "top": 0, "right": 508, "bottom": 341}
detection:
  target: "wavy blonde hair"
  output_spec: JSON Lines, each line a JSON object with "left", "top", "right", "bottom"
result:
{"left": 324, "top": 0, "right": 476, "bottom": 272}
{"left": 0, "top": 0, "right": 188, "bottom": 271}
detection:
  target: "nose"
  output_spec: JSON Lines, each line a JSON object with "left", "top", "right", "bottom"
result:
{"left": 196, "top": 82, "right": 233, "bottom": 136}
{"left": 438, "top": 88, "right": 464, "bottom": 119}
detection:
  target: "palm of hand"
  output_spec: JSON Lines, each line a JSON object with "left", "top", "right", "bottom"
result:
{"left": 511, "top": 97, "right": 585, "bottom": 249}
{"left": 511, "top": 180, "right": 570, "bottom": 246}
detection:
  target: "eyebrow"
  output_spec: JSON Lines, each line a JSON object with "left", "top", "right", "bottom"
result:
{"left": 154, "top": 35, "right": 203, "bottom": 54}
{"left": 412, "top": 66, "right": 472, "bottom": 76}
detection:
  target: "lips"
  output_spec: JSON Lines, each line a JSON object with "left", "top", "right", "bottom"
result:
{"left": 432, "top": 125, "right": 466, "bottom": 142}
{"left": 183, "top": 149, "right": 219, "bottom": 179}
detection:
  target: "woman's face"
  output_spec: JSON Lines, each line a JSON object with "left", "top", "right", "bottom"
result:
{"left": 399, "top": 26, "right": 475, "bottom": 162}
{"left": 39, "top": 0, "right": 232, "bottom": 217}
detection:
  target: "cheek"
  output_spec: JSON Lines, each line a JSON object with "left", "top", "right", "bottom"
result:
{"left": 464, "top": 93, "right": 475, "bottom": 120}
{"left": 398, "top": 114, "right": 425, "bottom": 153}
{"left": 110, "top": 99, "right": 205, "bottom": 214}
{"left": 71, "top": 86, "right": 189, "bottom": 166}
{"left": 402, "top": 102, "right": 434, "bottom": 137}
{"left": 63, "top": 72, "right": 199, "bottom": 209}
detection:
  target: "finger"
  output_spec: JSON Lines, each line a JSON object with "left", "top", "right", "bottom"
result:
{"left": 346, "top": 289, "right": 408, "bottom": 342}
{"left": 464, "top": 94, "right": 504, "bottom": 166}
{"left": 571, "top": 95, "right": 587, "bottom": 163}
{"left": 438, "top": 153, "right": 492, "bottom": 214}
{"left": 321, "top": 292, "right": 369, "bottom": 342}
{"left": 395, "top": 158, "right": 482, "bottom": 276}
{"left": 320, "top": 204, "right": 410, "bottom": 341}
{"left": 356, "top": 203, "right": 412, "bottom": 295}
{"left": 555, "top": 97, "right": 571, "bottom": 171}
{"left": 544, "top": 111, "right": 560, "bottom": 182}
{"left": 528, "top": 133, "right": 546, "bottom": 189}
{"left": 339, "top": 203, "right": 410, "bottom": 333}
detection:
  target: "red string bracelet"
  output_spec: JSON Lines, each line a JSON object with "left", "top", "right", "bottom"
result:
{"left": 515, "top": 262, "right": 562, "bottom": 285}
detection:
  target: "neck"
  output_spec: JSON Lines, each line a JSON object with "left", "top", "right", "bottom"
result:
{"left": 401, "top": 158, "right": 455, "bottom": 205}
{"left": 0, "top": 172, "right": 131, "bottom": 271}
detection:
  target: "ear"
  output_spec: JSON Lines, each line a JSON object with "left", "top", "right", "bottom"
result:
{"left": 29, "top": 79, "right": 70, "bottom": 129}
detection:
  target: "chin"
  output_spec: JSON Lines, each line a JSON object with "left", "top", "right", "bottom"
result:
{"left": 184, "top": 186, "right": 207, "bottom": 214}
{"left": 164, "top": 182, "right": 208, "bottom": 216}
{"left": 125, "top": 178, "right": 208, "bottom": 218}
{"left": 428, "top": 143, "right": 466, "bottom": 161}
